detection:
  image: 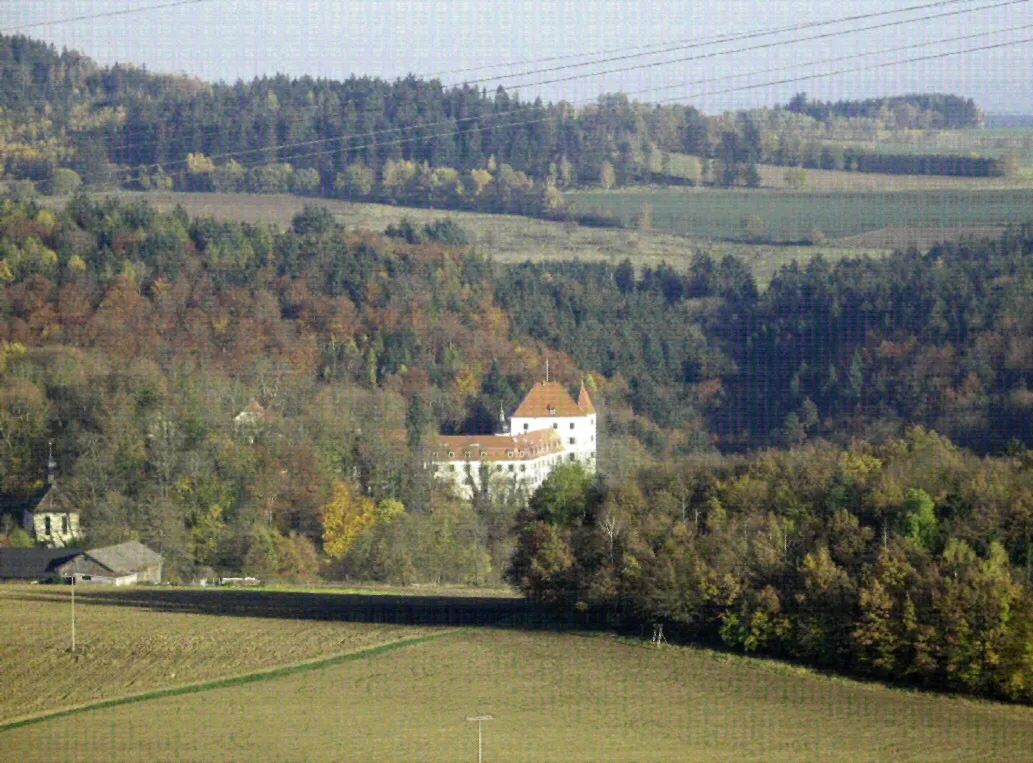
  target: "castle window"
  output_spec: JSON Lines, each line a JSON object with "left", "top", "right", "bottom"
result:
{"left": 569, "top": 437, "right": 576, "bottom": 445}
{"left": 523, "top": 423, "right": 529, "bottom": 431}
{"left": 508, "top": 465, "right": 514, "bottom": 472}
{"left": 520, "top": 465, "right": 526, "bottom": 473}
{"left": 553, "top": 423, "right": 558, "bottom": 429}
{"left": 570, "top": 423, "right": 575, "bottom": 429}
{"left": 569, "top": 454, "right": 577, "bottom": 461}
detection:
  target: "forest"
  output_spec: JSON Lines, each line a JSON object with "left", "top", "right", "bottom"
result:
{"left": 0, "top": 32, "right": 1007, "bottom": 215}
{"left": 0, "top": 189, "right": 1032, "bottom": 701}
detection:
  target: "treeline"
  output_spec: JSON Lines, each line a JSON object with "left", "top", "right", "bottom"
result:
{"left": 509, "top": 433, "right": 1033, "bottom": 704}
{"left": 785, "top": 92, "right": 983, "bottom": 129}
{"left": 1, "top": 32, "right": 999, "bottom": 202}
{"left": 850, "top": 152, "right": 1005, "bottom": 177}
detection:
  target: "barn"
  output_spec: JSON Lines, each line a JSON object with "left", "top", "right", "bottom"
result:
{"left": 0, "top": 541, "right": 163, "bottom": 585}
{"left": 0, "top": 547, "right": 85, "bottom": 582}
{"left": 56, "top": 541, "right": 164, "bottom": 585}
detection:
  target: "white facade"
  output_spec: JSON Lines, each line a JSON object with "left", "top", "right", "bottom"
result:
{"left": 429, "top": 381, "right": 597, "bottom": 500}
{"left": 23, "top": 484, "right": 81, "bottom": 549}
{"left": 510, "top": 413, "right": 596, "bottom": 471}
{"left": 432, "top": 449, "right": 565, "bottom": 500}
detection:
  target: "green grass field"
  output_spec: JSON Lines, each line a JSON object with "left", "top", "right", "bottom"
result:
{"left": 822, "top": 127, "right": 1033, "bottom": 163}
{"left": 567, "top": 186, "right": 1033, "bottom": 242}
{"left": 57, "top": 191, "right": 892, "bottom": 289}
{"left": 52, "top": 187, "right": 1028, "bottom": 290}
{"left": 3, "top": 586, "right": 1033, "bottom": 761}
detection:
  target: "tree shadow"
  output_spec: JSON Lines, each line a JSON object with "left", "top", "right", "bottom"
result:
{"left": 43, "top": 586, "right": 604, "bottom": 631}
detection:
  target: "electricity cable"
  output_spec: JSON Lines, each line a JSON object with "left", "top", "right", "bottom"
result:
{"left": 109, "top": 34, "right": 1030, "bottom": 182}
{"left": 100, "top": 1, "right": 1026, "bottom": 161}
{"left": 94, "top": 0, "right": 1012, "bottom": 151}
{"left": 0, "top": 0, "right": 217, "bottom": 33}
{"left": 424, "top": 0, "right": 973, "bottom": 79}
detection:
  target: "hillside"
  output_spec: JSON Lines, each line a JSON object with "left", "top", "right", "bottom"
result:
{"left": 1, "top": 31, "right": 1018, "bottom": 216}
{"left": 3, "top": 587, "right": 1032, "bottom": 761}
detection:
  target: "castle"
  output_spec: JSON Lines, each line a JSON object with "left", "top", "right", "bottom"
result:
{"left": 427, "top": 380, "right": 597, "bottom": 499}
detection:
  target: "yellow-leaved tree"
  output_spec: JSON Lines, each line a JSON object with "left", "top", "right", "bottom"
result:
{"left": 321, "top": 479, "right": 377, "bottom": 558}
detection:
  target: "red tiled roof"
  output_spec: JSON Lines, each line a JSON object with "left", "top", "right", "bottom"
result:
{"left": 577, "top": 383, "right": 596, "bottom": 415}
{"left": 513, "top": 381, "right": 589, "bottom": 418}
{"left": 429, "top": 429, "right": 563, "bottom": 462}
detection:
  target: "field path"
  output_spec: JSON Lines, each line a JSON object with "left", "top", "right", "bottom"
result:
{"left": 0, "top": 629, "right": 454, "bottom": 733}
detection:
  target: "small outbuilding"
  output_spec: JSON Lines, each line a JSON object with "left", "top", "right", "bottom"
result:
{"left": 57, "top": 541, "right": 164, "bottom": 585}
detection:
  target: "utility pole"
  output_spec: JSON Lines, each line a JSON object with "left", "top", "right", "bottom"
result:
{"left": 466, "top": 714, "right": 494, "bottom": 763}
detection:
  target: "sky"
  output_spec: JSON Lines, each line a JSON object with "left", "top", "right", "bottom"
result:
{"left": 2, "top": 0, "right": 1031, "bottom": 113}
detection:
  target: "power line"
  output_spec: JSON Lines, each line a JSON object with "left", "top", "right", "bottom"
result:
{"left": 478, "top": 0, "right": 1028, "bottom": 92}
{"left": 426, "top": 0, "right": 974, "bottom": 81}
{"left": 100, "top": 0, "right": 1023, "bottom": 161}
{"left": 0, "top": 0, "right": 216, "bottom": 33}
{"left": 267, "top": 38, "right": 1033, "bottom": 170}
{"left": 113, "top": 35, "right": 1030, "bottom": 181}
{"left": 450, "top": 0, "right": 979, "bottom": 87}
{"left": 625, "top": 22, "right": 1033, "bottom": 103}
{"left": 84, "top": 0, "right": 1001, "bottom": 152}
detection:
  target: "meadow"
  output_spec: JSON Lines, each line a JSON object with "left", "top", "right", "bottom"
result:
{"left": 55, "top": 183, "right": 1031, "bottom": 291}
{"left": 821, "top": 127, "right": 1033, "bottom": 163}
{"left": 3, "top": 586, "right": 1033, "bottom": 761}
{"left": 56, "top": 191, "right": 893, "bottom": 290}
{"left": 567, "top": 186, "right": 1033, "bottom": 242}
{"left": 0, "top": 585, "right": 452, "bottom": 723}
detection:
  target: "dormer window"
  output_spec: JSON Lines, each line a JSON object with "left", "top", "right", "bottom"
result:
{"left": 548, "top": 405, "right": 556, "bottom": 415}
{"left": 448, "top": 451, "right": 455, "bottom": 458}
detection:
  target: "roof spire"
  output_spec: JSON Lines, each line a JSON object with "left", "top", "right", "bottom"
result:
{"left": 47, "top": 441, "right": 56, "bottom": 487}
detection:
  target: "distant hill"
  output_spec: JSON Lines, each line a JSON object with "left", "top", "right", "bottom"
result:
{"left": 0, "top": 32, "right": 1010, "bottom": 204}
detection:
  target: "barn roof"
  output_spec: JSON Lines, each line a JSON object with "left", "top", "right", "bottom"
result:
{"left": 0, "top": 548, "right": 84, "bottom": 579}
{"left": 513, "top": 381, "right": 590, "bottom": 418}
{"left": 85, "top": 541, "right": 163, "bottom": 575}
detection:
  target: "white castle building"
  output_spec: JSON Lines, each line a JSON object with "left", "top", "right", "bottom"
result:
{"left": 427, "top": 381, "right": 597, "bottom": 499}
